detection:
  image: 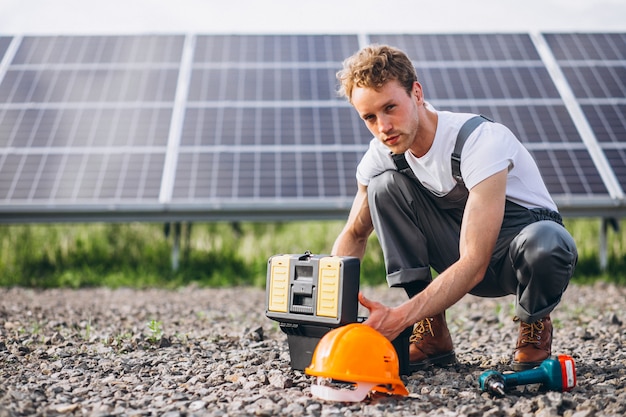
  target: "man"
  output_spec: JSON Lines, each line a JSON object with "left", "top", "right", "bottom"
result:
{"left": 331, "top": 44, "right": 578, "bottom": 371}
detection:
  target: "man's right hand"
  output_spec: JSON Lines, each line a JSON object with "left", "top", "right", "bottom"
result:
{"left": 358, "top": 291, "right": 408, "bottom": 342}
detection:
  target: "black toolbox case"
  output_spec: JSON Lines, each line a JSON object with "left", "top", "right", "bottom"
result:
{"left": 265, "top": 252, "right": 411, "bottom": 374}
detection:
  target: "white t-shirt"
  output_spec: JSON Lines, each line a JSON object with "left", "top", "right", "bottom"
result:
{"left": 356, "top": 108, "right": 557, "bottom": 211}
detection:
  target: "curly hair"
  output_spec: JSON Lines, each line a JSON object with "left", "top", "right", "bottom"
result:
{"left": 336, "top": 44, "right": 418, "bottom": 103}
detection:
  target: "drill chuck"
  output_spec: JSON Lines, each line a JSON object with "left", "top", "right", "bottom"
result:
{"left": 479, "top": 355, "right": 576, "bottom": 396}
{"left": 481, "top": 372, "right": 506, "bottom": 396}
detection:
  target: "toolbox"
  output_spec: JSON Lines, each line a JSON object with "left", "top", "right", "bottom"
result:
{"left": 265, "top": 251, "right": 411, "bottom": 374}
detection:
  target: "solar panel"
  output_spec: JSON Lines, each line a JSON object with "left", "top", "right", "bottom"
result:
{"left": 542, "top": 33, "right": 626, "bottom": 201}
{"left": 0, "top": 35, "right": 183, "bottom": 219}
{"left": 0, "top": 33, "right": 624, "bottom": 223}
{"left": 171, "top": 34, "right": 365, "bottom": 212}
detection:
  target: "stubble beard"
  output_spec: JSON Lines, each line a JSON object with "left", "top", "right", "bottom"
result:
{"left": 381, "top": 130, "right": 413, "bottom": 155}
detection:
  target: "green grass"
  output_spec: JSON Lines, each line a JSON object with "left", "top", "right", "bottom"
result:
{"left": 0, "top": 218, "right": 623, "bottom": 288}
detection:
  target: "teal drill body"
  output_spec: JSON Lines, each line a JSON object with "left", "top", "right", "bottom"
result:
{"left": 479, "top": 355, "right": 576, "bottom": 396}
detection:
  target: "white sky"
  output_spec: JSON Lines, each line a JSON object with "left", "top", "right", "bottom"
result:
{"left": 1, "top": 0, "right": 625, "bottom": 35}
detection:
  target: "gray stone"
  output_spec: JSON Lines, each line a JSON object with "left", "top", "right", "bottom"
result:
{"left": 0, "top": 284, "right": 623, "bottom": 417}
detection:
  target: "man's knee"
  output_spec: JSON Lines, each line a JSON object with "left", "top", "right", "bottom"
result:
{"left": 367, "top": 171, "right": 417, "bottom": 215}
{"left": 510, "top": 220, "right": 578, "bottom": 281}
{"left": 368, "top": 170, "right": 406, "bottom": 200}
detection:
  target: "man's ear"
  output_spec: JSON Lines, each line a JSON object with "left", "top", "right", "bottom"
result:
{"left": 413, "top": 81, "right": 424, "bottom": 103}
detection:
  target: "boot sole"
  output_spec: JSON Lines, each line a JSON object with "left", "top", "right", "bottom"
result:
{"left": 409, "top": 350, "right": 457, "bottom": 372}
{"left": 510, "top": 360, "right": 543, "bottom": 372}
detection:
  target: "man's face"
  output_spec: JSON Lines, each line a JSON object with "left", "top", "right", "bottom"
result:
{"left": 351, "top": 80, "right": 421, "bottom": 155}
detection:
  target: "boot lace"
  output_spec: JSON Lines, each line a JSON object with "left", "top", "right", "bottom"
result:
{"left": 515, "top": 317, "right": 544, "bottom": 345}
{"left": 409, "top": 317, "right": 434, "bottom": 344}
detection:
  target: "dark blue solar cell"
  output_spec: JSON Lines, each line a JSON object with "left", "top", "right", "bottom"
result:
{"left": 529, "top": 149, "right": 608, "bottom": 196}
{"left": 12, "top": 35, "right": 184, "bottom": 65}
{"left": 604, "top": 149, "right": 626, "bottom": 192}
{"left": 582, "top": 104, "right": 626, "bottom": 144}
{"left": 193, "top": 35, "right": 358, "bottom": 63}
{"left": 561, "top": 66, "right": 626, "bottom": 99}
{"left": 188, "top": 67, "right": 339, "bottom": 101}
{"left": 0, "top": 36, "right": 11, "bottom": 59}
{"left": 544, "top": 33, "right": 626, "bottom": 61}
{"left": 370, "top": 34, "right": 541, "bottom": 61}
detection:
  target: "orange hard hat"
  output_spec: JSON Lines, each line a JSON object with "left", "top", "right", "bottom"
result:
{"left": 305, "top": 323, "right": 409, "bottom": 401}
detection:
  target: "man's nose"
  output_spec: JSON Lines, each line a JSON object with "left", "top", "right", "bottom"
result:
{"left": 377, "top": 116, "right": 392, "bottom": 134}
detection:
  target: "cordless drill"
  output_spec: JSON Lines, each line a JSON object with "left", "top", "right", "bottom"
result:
{"left": 479, "top": 355, "right": 577, "bottom": 396}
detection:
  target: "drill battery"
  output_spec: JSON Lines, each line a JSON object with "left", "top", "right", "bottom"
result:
{"left": 265, "top": 252, "right": 411, "bottom": 374}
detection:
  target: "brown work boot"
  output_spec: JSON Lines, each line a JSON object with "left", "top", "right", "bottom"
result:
{"left": 511, "top": 316, "right": 553, "bottom": 371}
{"left": 409, "top": 312, "right": 456, "bottom": 371}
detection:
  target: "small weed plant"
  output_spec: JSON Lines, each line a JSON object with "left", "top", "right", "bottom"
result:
{"left": 147, "top": 319, "right": 163, "bottom": 343}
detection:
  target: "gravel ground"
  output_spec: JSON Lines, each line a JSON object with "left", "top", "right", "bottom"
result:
{"left": 0, "top": 282, "right": 624, "bottom": 417}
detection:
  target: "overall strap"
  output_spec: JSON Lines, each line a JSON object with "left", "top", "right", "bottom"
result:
{"left": 391, "top": 152, "right": 412, "bottom": 175}
{"left": 450, "top": 114, "right": 493, "bottom": 184}
{"left": 391, "top": 114, "right": 494, "bottom": 184}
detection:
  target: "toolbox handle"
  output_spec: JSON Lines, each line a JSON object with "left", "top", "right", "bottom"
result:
{"left": 299, "top": 250, "right": 313, "bottom": 261}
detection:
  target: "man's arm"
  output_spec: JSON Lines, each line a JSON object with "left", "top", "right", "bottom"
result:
{"left": 360, "top": 168, "right": 508, "bottom": 340}
{"left": 331, "top": 183, "right": 374, "bottom": 259}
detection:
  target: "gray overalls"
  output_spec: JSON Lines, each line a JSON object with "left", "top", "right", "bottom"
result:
{"left": 367, "top": 116, "right": 578, "bottom": 323}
